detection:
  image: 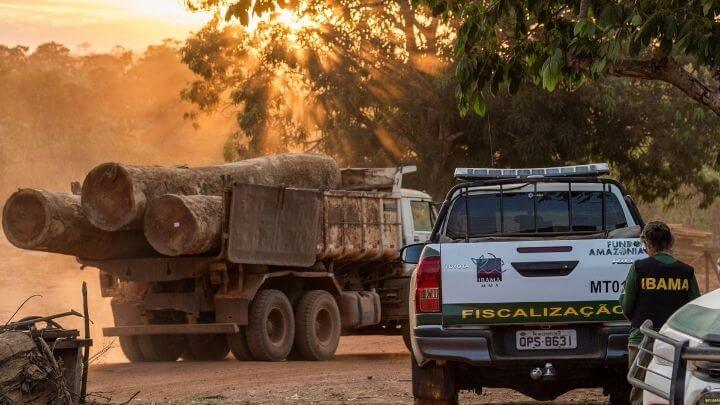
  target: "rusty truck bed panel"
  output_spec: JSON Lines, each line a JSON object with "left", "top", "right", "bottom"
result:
{"left": 227, "top": 183, "right": 323, "bottom": 267}
{"left": 317, "top": 190, "right": 402, "bottom": 262}
{"left": 227, "top": 184, "right": 403, "bottom": 266}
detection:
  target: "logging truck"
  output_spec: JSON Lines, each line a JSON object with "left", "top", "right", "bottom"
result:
{"left": 83, "top": 166, "right": 436, "bottom": 362}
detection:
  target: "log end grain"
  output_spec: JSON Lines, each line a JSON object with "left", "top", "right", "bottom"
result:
{"left": 81, "top": 162, "right": 140, "bottom": 231}
{"left": 144, "top": 194, "right": 223, "bottom": 256}
{"left": 2, "top": 189, "right": 51, "bottom": 248}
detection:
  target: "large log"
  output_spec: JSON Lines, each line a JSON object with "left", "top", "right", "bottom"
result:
{"left": 144, "top": 195, "right": 223, "bottom": 256}
{"left": 2, "top": 189, "right": 156, "bottom": 259}
{"left": 81, "top": 153, "right": 341, "bottom": 231}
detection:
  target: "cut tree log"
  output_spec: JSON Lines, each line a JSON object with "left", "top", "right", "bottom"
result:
{"left": 2, "top": 189, "right": 156, "bottom": 259}
{"left": 144, "top": 194, "right": 223, "bottom": 256}
{"left": 81, "top": 153, "right": 341, "bottom": 231}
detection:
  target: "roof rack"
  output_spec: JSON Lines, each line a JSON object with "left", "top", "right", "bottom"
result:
{"left": 454, "top": 163, "right": 609, "bottom": 180}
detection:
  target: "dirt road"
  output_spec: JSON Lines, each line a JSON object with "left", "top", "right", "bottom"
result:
{"left": 0, "top": 242, "right": 609, "bottom": 404}
{"left": 86, "top": 335, "right": 608, "bottom": 404}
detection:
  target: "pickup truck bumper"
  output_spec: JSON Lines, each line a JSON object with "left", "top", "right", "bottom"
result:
{"left": 414, "top": 323, "right": 629, "bottom": 367}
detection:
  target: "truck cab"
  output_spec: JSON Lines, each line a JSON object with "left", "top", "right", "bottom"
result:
{"left": 403, "top": 163, "right": 645, "bottom": 404}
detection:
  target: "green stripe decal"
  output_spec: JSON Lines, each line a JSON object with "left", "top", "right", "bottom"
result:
{"left": 443, "top": 301, "right": 625, "bottom": 325}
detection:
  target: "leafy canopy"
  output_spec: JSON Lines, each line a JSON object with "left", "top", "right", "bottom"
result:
{"left": 418, "top": 0, "right": 720, "bottom": 116}
{"left": 181, "top": 0, "right": 720, "bottom": 203}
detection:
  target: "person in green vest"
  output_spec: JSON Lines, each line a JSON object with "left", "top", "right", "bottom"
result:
{"left": 620, "top": 220, "right": 701, "bottom": 405}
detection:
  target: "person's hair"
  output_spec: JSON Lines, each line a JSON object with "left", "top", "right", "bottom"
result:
{"left": 641, "top": 221, "right": 674, "bottom": 252}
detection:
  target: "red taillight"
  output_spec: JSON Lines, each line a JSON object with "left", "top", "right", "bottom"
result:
{"left": 415, "top": 256, "right": 441, "bottom": 313}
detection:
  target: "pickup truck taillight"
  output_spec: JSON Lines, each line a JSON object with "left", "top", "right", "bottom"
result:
{"left": 415, "top": 256, "right": 441, "bottom": 313}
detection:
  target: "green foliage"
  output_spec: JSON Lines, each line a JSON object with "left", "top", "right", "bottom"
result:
{"left": 182, "top": 0, "right": 720, "bottom": 202}
{"left": 416, "top": 0, "right": 720, "bottom": 116}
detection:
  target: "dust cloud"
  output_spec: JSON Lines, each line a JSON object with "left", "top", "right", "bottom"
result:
{"left": 0, "top": 41, "right": 234, "bottom": 363}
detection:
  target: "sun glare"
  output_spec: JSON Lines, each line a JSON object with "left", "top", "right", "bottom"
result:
{"left": 245, "top": 8, "right": 319, "bottom": 33}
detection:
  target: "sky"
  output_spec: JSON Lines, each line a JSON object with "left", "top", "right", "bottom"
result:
{"left": 0, "top": 0, "right": 214, "bottom": 52}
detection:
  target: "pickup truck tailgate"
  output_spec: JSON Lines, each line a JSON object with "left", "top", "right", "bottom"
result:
{"left": 440, "top": 238, "right": 645, "bottom": 325}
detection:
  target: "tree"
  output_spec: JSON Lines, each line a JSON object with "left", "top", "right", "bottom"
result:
{"left": 418, "top": 0, "right": 720, "bottom": 117}
{"left": 181, "top": 1, "right": 720, "bottom": 201}
{"left": 0, "top": 41, "right": 229, "bottom": 201}
{"left": 182, "top": 0, "right": 469, "bottom": 192}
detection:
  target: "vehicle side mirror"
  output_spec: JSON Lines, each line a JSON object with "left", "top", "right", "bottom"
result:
{"left": 401, "top": 243, "right": 426, "bottom": 264}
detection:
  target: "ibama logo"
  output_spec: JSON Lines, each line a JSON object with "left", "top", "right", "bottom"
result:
{"left": 472, "top": 253, "right": 505, "bottom": 283}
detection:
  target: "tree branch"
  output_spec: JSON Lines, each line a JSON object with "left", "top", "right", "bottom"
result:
{"left": 566, "top": 54, "right": 720, "bottom": 115}
{"left": 578, "top": 0, "right": 590, "bottom": 19}
{"left": 398, "top": 0, "right": 418, "bottom": 57}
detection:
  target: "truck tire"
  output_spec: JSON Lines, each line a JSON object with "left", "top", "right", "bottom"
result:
{"left": 294, "top": 290, "right": 341, "bottom": 361}
{"left": 608, "top": 373, "right": 631, "bottom": 405}
{"left": 402, "top": 320, "right": 412, "bottom": 352}
{"left": 228, "top": 329, "right": 254, "bottom": 361}
{"left": 411, "top": 358, "right": 458, "bottom": 405}
{"left": 137, "top": 335, "right": 185, "bottom": 362}
{"left": 183, "top": 334, "right": 230, "bottom": 361}
{"left": 119, "top": 336, "right": 146, "bottom": 362}
{"left": 245, "top": 289, "right": 295, "bottom": 361}
{"left": 609, "top": 391, "right": 630, "bottom": 405}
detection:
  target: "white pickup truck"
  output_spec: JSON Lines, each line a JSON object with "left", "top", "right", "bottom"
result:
{"left": 402, "top": 164, "right": 646, "bottom": 404}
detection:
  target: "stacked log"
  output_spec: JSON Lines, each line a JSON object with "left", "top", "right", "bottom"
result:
{"left": 2, "top": 153, "right": 342, "bottom": 260}
{"left": 81, "top": 153, "right": 340, "bottom": 231}
{"left": 2, "top": 189, "right": 155, "bottom": 259}
{"left": 144, "top": 195, "right": 223, "bottom": 256}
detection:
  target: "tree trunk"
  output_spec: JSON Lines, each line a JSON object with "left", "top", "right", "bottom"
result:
{"left": 144, "top": 195, "right": 223, "bottom": 256}
{"left": 2, "top": 189, "right": 156, "bottom": 259}
{"left": 81, "top": 153, "right": 341, "bottom": 231}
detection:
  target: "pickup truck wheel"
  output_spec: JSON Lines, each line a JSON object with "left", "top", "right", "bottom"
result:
{"left": 183, "top": 334, "right": 230, "bottom": 361}
{"left": 228, "top": 328, "right": 254, "bottom": 361}
{"left": 137, "top": 335, "right": 185, "bottom": 362}
{"left": 294, "top": 290, "right": 341, "bottom": 361}
{"left": 118, "top": 336, "right": 145, "bottom": 362}
{"left": 402, "top": 320, "right": 412, "bottom": 352}
{"left": 607, "top": 375, "right": 631, "bottom": 405}
{"left": 609, "top": 391, "right": 630, "bottom": 405}
{"left": 246, "top": 289, "right": 295, "bottom": 361}
{"left": 411, "top": 358, "right": 458, "bottom": 404}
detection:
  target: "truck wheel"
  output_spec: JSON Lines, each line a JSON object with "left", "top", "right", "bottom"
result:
{"left": 137, "top": 335, "right": 185, "bottom": 362}
{"left": 608, "top": 374, "right": 631, "bottom": 405}
{"left": 402, "top": 320, "right": 412, "bottom": 352}
{"left": 119, "top": 336, "right": 145, "bottom": 362}
{"left": 228, "top": 328, "right": 254, "bottom": 361}
{"left": 411, "top": 358, "right": 458, "bottom": 405}
{"left": 294, "top": 290, "right": 341, "bottom": 361}
{"left": 245, "top": 289, "right": 295, "bottom": 361}
{"left": 183, "top": 334, "right": 230, "bottom": 361}
{"left": 609, "top": 391, "right": 630, "bottom": 405}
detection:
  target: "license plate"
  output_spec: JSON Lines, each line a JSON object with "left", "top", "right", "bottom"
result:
{"left": 516, "top": 329, "right": 577, "bottom": 350}
{"left": 700, "top": 391, "right": 720, "bottom": 405}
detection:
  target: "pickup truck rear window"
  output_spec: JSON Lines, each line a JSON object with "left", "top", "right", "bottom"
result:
{"left": 445, "top": 191, "right": 627, "bottom": 238}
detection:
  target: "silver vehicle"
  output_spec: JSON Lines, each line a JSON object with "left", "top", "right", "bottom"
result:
{"left": 628, "top": 288, "right": 720, "bottom": 404}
